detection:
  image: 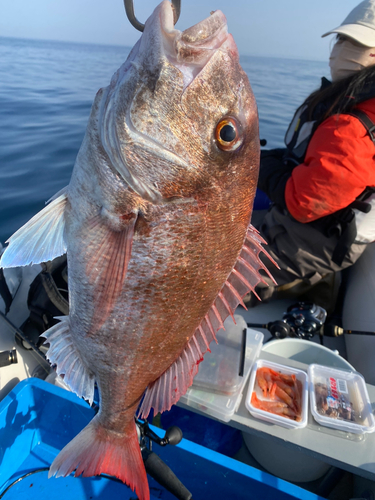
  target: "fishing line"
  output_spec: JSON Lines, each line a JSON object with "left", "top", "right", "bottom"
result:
{"left": 0, "top": 468, "right": 50, "bottom": 498}
{"left": 0, "top": 466, "right": 191, "bottom": 499}
{"left": 0, "top": 468, "right": 128, "bottom": 498}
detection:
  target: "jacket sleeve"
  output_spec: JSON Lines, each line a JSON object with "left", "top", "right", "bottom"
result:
{"left": 284, "top": 113, "right": 375, "bottom": 223}
{"left": 257, "top": 148, "right": 294, "bottom": 209}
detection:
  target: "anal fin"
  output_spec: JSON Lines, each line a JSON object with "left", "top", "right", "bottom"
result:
{"left": 42, "top": 316, "right": 95, "bottom": 404}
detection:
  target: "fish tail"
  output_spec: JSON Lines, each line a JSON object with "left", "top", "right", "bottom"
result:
{"left": 49, "top": 415, "right": 149, "bottom": 500}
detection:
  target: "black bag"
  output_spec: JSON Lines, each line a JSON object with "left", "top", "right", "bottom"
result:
{"left": 19, "top": 255, "right": 69, "bottom": 348}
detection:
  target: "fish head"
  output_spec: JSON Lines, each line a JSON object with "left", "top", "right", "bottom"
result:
{"left": 98, "top": 0, "right": 259, "bottom": 204}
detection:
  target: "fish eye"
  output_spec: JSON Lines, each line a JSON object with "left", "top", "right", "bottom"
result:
{"left": 215, "top": 117, "right": 243, "bottom": 151}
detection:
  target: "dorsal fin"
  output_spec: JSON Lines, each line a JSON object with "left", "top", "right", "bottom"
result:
{"left": 138, "top": 224, "right": 277, "bottom": 418}
{"left": 0, "top": 188, "right": 68, "bottom": 268}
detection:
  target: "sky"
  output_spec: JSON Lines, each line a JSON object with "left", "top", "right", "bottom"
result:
{"left": 0, "top": 0, "right": 363, "bottom": 61}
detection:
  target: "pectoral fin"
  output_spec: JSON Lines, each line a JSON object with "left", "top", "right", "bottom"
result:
{"left": 0, "top": 189, "right": 68, "bottom": 268}
{"left": 85, "top": 212, "right": 136, "bottom": 330}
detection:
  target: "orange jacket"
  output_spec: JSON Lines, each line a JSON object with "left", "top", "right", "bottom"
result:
{"left": 285, "top": 97, "right": 375, "bottom": 223}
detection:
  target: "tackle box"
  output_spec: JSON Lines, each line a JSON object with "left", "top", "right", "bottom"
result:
{"left": 179, "top": 315, "right": 264, "bottom": 422}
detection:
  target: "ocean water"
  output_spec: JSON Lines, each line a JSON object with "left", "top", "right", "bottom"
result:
{"left": 0, "top": 36, "right": 328, "bottom": 244}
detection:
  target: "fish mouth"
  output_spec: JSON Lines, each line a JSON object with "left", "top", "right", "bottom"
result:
{"left": 158, "top": 2, "right": 232, "bottom": 87}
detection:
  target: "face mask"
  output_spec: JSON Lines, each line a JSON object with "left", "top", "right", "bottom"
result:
{"left": 329, "top": 38, "right": 375, "bottom": 82}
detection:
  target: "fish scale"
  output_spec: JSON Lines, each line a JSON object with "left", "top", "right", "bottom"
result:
{"left": 0, "top": 2, "right": 275, "bottom": 499}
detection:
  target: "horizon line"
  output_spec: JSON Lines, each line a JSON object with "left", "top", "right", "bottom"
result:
{"left": 0, "top": 34, "right": 327, "bottom": 64}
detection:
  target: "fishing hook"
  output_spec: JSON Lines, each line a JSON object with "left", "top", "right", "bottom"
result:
{"left": 124, "top": 0, "right": 181, "bottom": 32}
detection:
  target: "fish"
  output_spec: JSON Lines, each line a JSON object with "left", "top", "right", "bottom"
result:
{"left": 0, "top": 2, "right": 274, "bottom": 499}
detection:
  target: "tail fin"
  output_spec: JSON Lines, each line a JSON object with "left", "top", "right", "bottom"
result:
{"left": 49, "top": 415, "right": 149, "bottom": 500}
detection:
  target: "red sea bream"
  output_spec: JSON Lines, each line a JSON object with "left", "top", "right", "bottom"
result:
{"left": 0, "top": 2, "right": 274, "bottom": 499}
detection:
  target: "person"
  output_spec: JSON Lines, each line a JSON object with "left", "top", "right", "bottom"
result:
{"left": 253, "top": 0, "right": 375, "bottom": 311}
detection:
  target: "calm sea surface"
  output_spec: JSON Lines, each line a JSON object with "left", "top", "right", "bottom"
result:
{"left": 0, "top": 37, "right": 328, "bottom": 244}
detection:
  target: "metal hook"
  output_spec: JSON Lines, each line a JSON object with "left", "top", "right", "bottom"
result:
{"left": 124, "top": 0, "right": 181, "bottom": 32}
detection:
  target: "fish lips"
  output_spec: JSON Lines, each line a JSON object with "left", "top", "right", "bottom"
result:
{"left": 159, "top": 3, "right": 233, "bottom": 88}
{"left": 99, "top": 2, "right": 237, "bottom": 204}
{"left": 138, "top": 2, "right": 235, "bottom": 93}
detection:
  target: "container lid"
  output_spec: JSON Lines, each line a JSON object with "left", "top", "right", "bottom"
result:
{"left": 192, "top": 315, "right": 248, "bottom": 395}
{"left": 179, "top": 320, "right": 264, "bottom": 423}
{"left": 245, "top": 359, "right": 309, "bottom": 429}
{"left": 308, "top": 364, "right": 375, "bottom": 434}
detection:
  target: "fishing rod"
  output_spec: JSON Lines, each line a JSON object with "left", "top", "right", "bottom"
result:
{"left": 245, "top": 302, "right": 375, "bottom": 341}
{"left": 137, "top": 419, "right": 193, "bottom": 500}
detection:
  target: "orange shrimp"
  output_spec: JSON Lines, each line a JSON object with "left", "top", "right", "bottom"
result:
{"left": 251, "top": 392, "right": 299, "bottom": 420}
{"left": 267, "top": 368, "right": 283, "bottom": 379}
{"left": 272, "top": 406, "right": 300, "bottom": 421}
{"left": 263, "top": 369, "right": 274, "bottom": 393}
{"left": 274, "top": 384, "right": 297, "bottom": 411}
{"left": 253, "top": 367, "right": 303, "bottom": 421}
{"left": 274, "top": 380, "right": 294, "bottom": 397}
{"left": 269, "top": 382, "right": 277, "bottom": 400}
{"left": 277, "top": 372, "right": 296, "bottom": 386}
{"left": 293, "top": 378, "right": 303, "bottom": 415}
{"left": 251, "top": 392, "right": 287, "bottom": 411}
{"left": 255, "top": 368, "right": 268, "bottom": 397}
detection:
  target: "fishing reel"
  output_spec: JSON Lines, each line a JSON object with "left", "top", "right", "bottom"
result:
{"left": 280, "top": 302, "right": 327, "bottom": 339}
{"left": 247, "top": 302, "right": 328, "bottom": 340}
{"left": 136, "top": 419, "right": 192, "bottom": 500}
{"left": 137, "top": 418, "right": 183, "bottom": 449}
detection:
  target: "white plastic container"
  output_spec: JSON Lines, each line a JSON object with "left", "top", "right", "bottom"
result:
{"left": 309, "top": 364, "right": 375, "bottom": 434}
{"left": 246, "top": 359, "right": 308, "bottom": 429}
{"left": 179, "top": 326, "right": 264, "bottom": 422}
{"left": 192, "top": 316, "right": 249, "bottom": 395}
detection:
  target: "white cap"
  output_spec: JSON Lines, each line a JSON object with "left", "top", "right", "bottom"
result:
{"left": 322, "top": 0, "right": 375, "bottom": 47}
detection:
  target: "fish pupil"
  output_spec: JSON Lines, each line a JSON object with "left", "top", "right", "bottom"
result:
{"left": 220, "top": 124, "right": 236, "bottom": 142}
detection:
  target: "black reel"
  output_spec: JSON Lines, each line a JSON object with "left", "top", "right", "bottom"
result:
{"left": 281, "top": 302, "right": 327, "bottom": 339}
{"left": 137, "top": 419, "right": 183, "bottom": 449}
{"left": 136, "top": 419, "right": 192, "bottom": 500}
{"left": 247, "top": 302, "right": 328, "bottom": 341}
